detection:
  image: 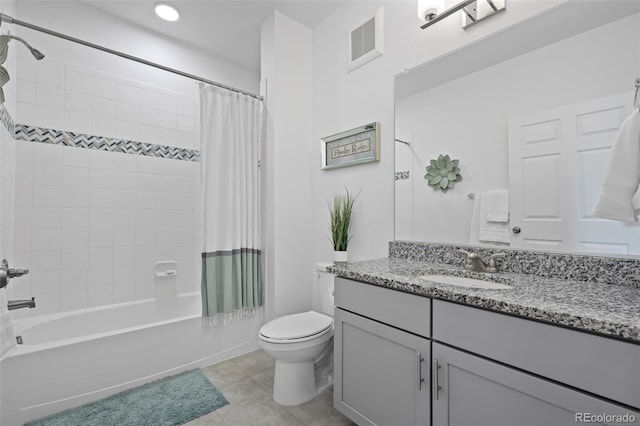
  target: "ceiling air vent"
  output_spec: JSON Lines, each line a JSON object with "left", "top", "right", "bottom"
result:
{"left": 348, "top": 7, "right": 383, "bottom": 72}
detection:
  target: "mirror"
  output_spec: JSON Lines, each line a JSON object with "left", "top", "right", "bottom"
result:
{"left": 394, "top": 1, "right": 640, "bottom": 256}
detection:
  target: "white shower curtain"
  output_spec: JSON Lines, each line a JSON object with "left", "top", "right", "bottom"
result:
{"left": 199, "top": 84, "right": 264, "bottom": 324}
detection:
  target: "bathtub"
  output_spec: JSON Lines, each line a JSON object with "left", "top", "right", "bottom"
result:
{"left": 0, "top": 292, "right": 262, "bottom": 425}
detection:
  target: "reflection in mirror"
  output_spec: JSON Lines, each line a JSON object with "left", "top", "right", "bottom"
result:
{"left": 394, "top": 2, "right": 640, "bottom": 256}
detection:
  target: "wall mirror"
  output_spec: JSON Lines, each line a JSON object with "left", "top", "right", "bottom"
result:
{"left": 394, "top": 1, "right": 640, "bottom": 256}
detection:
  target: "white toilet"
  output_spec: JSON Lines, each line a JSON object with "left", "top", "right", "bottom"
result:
{"left": 258, "top": 263, "right": 335, "bottom": 406}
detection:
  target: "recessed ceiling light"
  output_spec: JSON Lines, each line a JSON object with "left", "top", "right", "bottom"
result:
{"left": 155, "top": 4, "right": 180, "bottom": 22}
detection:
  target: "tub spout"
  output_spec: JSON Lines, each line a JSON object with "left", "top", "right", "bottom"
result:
{"left": 8, "top": 297, "right": 35, "bottom": 310}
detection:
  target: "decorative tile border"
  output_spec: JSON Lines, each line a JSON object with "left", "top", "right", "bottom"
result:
{"left": 394, "top": 171, "right": 409, "bottom": 180}
{"left": 0, "top": 104, "right": 200, "bottom": 162}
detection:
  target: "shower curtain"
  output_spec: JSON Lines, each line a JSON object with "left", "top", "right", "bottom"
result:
{"left": 199, "top": 84, "right": 263, "bottom": 324}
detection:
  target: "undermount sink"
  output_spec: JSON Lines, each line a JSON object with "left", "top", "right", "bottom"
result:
{"left": 418, "top": 274, "right": 513, "bottom": 290}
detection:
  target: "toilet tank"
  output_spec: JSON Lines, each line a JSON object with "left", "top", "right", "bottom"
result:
{"left": 316, "top": 262, "right": 335, "bottom": 316}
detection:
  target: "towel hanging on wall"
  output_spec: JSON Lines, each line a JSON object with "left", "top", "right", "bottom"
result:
{"left": 593, "top": 109, "right": 640, "bottom": 222}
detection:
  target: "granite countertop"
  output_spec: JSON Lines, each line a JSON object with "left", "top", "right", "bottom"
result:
{"left": 328, "top": 258, "right": 640, "bottom": 343}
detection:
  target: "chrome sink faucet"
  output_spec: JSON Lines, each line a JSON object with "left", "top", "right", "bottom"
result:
{"left": 457, "top": 249, "right": 506, "bottom": 273}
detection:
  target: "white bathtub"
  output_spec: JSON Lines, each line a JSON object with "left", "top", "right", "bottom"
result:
{"left": 0, "top": 292, "right": 262, "bottom": 426}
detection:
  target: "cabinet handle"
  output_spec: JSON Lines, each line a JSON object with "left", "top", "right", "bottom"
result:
{"left": 417, "top": 352, "right": 425, "bottom": 390}
{"left": 433, "top": 359, "right": 442, "bottom": 399}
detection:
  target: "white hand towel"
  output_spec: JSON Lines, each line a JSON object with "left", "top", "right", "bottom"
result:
{"left": 469, "top": 192, "right": 511, "bottom": 245}
{"left": 0, "top": 288, "right": 16, "bottom": 361}
{"left": 485, "top": 189, "right": 509, "bottom": 222}
{"left": 593, "top": 110, "right": 640, "bottom": 222}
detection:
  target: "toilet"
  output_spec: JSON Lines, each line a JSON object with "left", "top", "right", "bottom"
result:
{"left": 258, "top": 263, "right": 335, "bottom": 406}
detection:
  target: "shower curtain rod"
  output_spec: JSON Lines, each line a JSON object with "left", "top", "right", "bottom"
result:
{"left": 0, "top": 13, "right": 264, "bottom": 101}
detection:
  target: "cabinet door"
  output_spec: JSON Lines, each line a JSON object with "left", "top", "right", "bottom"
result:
{"left": 334, "top": 308, "right": 430, "bottom": 426}
{"left": 432, "top": 343, "right": 638, "bottom": 426}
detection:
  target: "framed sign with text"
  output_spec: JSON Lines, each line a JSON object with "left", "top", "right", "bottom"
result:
{"left": 321, "top": 122, "right": 380, "bottom": 170}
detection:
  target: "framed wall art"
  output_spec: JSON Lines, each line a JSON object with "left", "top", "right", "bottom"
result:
{"left": 321, "top": 122, "right": 380, "bottom": 170}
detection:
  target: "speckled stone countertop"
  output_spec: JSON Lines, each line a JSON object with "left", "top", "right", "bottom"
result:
{"left": 328, "top": 257, "right": 640, "bottom": 343}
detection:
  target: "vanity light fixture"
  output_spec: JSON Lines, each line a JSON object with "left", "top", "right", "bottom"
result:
{"left": 419, "top": 0, "right": 506, "bottom": 30}
{"left": 155, "top": 3, "right": 180, "bottom": 22}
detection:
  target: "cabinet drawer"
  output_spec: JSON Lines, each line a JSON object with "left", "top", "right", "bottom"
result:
{"left": 433, "top": 300, "right": 640, "bottom": 409}
{"left": 335, "top": 277, "right": 431, "bottom": 338}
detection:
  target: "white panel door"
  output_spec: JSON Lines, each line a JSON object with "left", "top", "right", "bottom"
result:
{"left": 508, "top": 92, "right": 640, "bottom": 254}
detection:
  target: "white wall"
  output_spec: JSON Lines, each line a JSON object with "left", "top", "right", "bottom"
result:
{"left": 311, "top": 1, "right": 565, "bottom": 263}
{"left": 261, "top": 12, "right": 314, "bottom": 319}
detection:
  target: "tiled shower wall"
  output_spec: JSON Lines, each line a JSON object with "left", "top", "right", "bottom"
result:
{"left": 8, "top": 54, "right": 201, "bottom": 318}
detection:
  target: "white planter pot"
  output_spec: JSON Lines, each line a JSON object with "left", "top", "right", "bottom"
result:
{"left": 334, "top": 250, "right": 348, "bottom": 264}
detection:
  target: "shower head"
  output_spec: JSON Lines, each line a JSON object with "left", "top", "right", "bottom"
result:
{"left": 4, "top": 34, "right": 44, "bottom": 60}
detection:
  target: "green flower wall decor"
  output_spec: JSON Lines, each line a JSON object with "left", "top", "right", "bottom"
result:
{"left": 424, "top": 154, "right": 462, "bottom": 192}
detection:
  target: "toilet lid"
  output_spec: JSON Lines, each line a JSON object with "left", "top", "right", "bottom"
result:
{"left": 259, "top": 311, "right": 333, "bottom": 341}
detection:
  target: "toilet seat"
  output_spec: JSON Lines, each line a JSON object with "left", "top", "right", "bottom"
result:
{"left": 259, "top": 311, "right": 333, "bottom": 344}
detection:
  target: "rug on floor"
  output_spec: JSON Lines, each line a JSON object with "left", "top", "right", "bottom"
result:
{"left": 26, "top": 369, "right": 229, "bottom": 426}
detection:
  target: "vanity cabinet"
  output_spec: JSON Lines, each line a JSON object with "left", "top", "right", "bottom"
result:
{"left": 333, "top": 277, "right": 431, "bottom": 426}
{"left": 432, "top": 342, "right": 634, "bottom": 426}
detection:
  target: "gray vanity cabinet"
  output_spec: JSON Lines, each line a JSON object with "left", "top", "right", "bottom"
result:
{"left": 432, "top": 342, "right": 634, "bottom": 426}
{"left": 334, "top": 277, "right": 431, "bottom": 426}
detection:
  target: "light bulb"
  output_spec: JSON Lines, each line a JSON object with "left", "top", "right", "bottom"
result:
{"left": 155, "top": 4, "right": 180, "bottom": 22}
{"left": 418, "top": 0, "right": 445, "bottom": 21}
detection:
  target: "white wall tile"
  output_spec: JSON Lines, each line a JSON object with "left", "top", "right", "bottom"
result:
{"left": 113, "top": 153, "right": 137, "bottom": 172}
{"left": 35, "top": 105, "right": 65, "bottom": 130}
{"left": 62, "top": 167, "right": 90, "bottom": 188}
{"left": 33, "top": 164, "right": 62, "bottom": 187}
{"left": 115, "top": 120, "right": 138, "bottom": 141}
{"left": 17, "top": 56, "right": 36, "bottom": 82}
{"left": 60, "top": 289, "right": 88, "bottom": 311}
{"left": 32, "top": 208, "right": 62, "bottom": 231}
{"left": 13, "top": 230, "right": 32, "bottom": 252}
{"left": 33, "top": 143, "right": 64, "bottom": 165}
{"left": 112, "top": 285, "right": 135, "bottom": 304}
{"left": 135, "top": 245, "right": 156, "bottom": 263}
{"left": 91, "top": 116, "right": 115, "bottom": 137}
{"left": 113, "top": 227, "right": 135, "bottom": 246}
{"left": 136, "top": 173, "right": 156, "bottom": 192}
{"left": 136, "top": 208, "right": 156, "bottom": 227}
{"left": 32, "top": 229, "right": 61, "bottom": 250}
{"left": 32, "top": 292, "right": 61, "bottom": 316}
{"left": 113, "top": 246, "right": 135, "bottom": 265}
{"left": 89, "top": 228, "right": 113, "bottom": 248}
{"left": 114, "top": 209, "right": 136, "bottom": 227}
{"left": 89, "top": 189, "right": 114, "bottom": 209}
{"left": 32, "top": 186, "right": 62, "bottom": 207}
{"left": 116, "top": 101, "right": 138, "bottom": 123}
{"left": 113, "top": 264, "right": 135, "bottom": 287}
{"left": 15, "top": 184, "right": 32, "bottom": 206}
{"left": 136, "top": 192, "right": 156, "bottom": 209}
{"left": 138, "top": 87, "right": 157, "bottom": 108}
{"left": 115, "top": 80, "right": 137, "bottom": 102}
{"left": 63, "top": 146, "right": 91, "bottom": 168}
{"left": 113, "top": 171, "right": 136, "bottom": 190}
{"left": 16, "top": 79, "right": 35, "bottom": 104}
{"left": 138, "top": 106, "right": 158, "bottom": 126}
{"left": 89, "top": 208, "right": 114, "bottom": 228}
{"left": 158, "top": 111, "right": 177, "bottom": 130}
{"left": 61, "top": 268, "right": 88, "bottom": 291}
{"left": 36, "top": 84, "right": 65, "bottom": 109}
{"left": 63, "top": 187, "right": 89, "bottom": 208}
{"left": 90, "top": 150, "right": 114, "bottom": 170}
{"left": 135, "top": 227, "right": 155, "bottom": 246}
{"left": 61, "top": 248, "right": 89, "bottom": 270}
{"left": 92, "top": 96, "right": 116, "bottom": 119}
{"left": 89, "top": 248, "right": 112, "bottom": 268}
{"left": 64, "top": 111, "right": 91, "bottom": 134}
{"left": 61, "top": 228, "right": 89, "bottom": 249}
{"left": 31, "top": 271, "right": 62, "bottom": 294}
{"left": 137, "top": 124, "right": 157, "bottom": 143}
{"left": 65, "top": 91, "right": 91, "bottom": 113}
{"left": 92, "top": 76, "right": 116, "bottom": 99}
{"left": 90, "top": 169, "right": 114, "bottom": 189}
{"left": 15, "top": 101, "right": 36, "bottom": 124}
{"left": 88, "top": 286, "right": 112, "bottom": 307}
{"left": 14, "top": 207, "right": 33, "bottom": 229}
{"left": 65, "top": 70, "right": 91, "bottom": 94}
{"left": 36, "top": 62, "right": 64, "bottom": 88}
{"left": 177, "top": 115, "right": 195, "bottom": 133}
{"left": 176, "top": 98, "right": 195, "bottom": 117}
{"left": 136, "top": 155, "right": 157, "bottom": 174}
{"left": 31, "top": 249, "right": 61, "bottom": 272}
{"left": 113, "top": 190, "right": 136, "bottom": 209}
{"left": 62, "top": 207, "right": 88, "bottom": 228}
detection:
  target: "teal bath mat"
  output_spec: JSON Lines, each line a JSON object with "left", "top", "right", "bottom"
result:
{"left": 26, "top": 369, "right": 228, "bottom": 426}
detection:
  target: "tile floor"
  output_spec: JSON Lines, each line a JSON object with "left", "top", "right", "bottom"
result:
{"left": 187, "top": 350, "right": 355, "bottom": 426}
